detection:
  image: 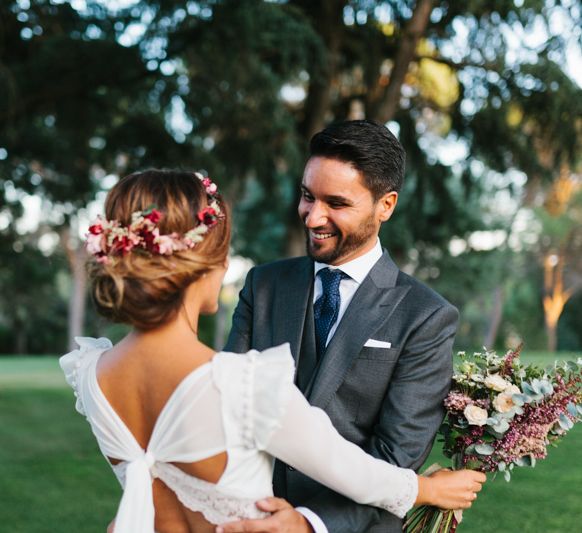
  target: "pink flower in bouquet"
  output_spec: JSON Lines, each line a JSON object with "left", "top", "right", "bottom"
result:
{"left": 444, "top": 391, "right": 472, "bottom": 413}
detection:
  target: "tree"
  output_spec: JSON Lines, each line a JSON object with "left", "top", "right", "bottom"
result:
{"left": 537, "top": 172, "right": 582, "bottom": 351}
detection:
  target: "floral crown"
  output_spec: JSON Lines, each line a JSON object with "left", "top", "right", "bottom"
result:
{"left": 86, "top": 172, "right": 223, "bottom": 264}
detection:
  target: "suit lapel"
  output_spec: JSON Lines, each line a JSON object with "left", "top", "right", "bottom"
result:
{"left": 272, "top": 257, "right": 314, "bottom": 366}
{"left": 308, "top": 251, "right": 409, "bottom": 409}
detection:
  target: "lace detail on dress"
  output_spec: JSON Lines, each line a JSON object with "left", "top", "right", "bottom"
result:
{"left": 382, "top": 468, "right": 418, "bottom": 519}
{"left": 113, "top": 462, "right": 269, "bottom": 524}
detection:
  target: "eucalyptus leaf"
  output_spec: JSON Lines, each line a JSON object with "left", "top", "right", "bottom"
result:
{"left": 475, "top": 443, "right": 495, "bottom": 456}
{"left": 539, "top": 380, "right": 554, "bottom": 395}
{"left": 530, "top": 379, "right": 542, "bottom": 394}
{"left": 559, "top": 413, "right": 574, "bottom": 430}
{"left": 504, "top": 470, "right": 511, "bottom": 482}
{"left": 512, "top": 394, "right": 528, "bottom": 406}
{"left": 515, "top": 456, "right": 532, "bottom": 467}
{"left": 465, "top": 444, "right": 477, "bottom": 455}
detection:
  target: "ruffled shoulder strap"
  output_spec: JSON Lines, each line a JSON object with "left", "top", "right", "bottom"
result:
{"left": 212, "top": 344, "right": 295, "bottom": 450}
{"left": 59, "top": 336, "right": 112, "bottom": 415}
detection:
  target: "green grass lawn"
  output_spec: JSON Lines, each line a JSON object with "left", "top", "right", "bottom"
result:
{"left": 0, "top": 352, "right": 581, "bottom": 532}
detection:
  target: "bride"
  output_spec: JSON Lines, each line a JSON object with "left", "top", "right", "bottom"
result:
{"left": 60, "top": 169, "right": 485, "bottom": 533}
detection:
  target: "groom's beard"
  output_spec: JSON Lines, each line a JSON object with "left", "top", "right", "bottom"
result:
{"left": 304, "top": 212, "right": 377, "bottom": 265}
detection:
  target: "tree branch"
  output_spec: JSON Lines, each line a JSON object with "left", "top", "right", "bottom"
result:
{"left": 373, "top": 0, "right": 434, "bottom": 123}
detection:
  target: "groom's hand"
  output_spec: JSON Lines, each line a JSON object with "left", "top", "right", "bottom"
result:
{"left": 216, "top": 497, "right": 314, "bottom": 533}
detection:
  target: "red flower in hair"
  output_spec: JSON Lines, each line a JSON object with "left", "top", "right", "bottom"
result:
{"left": 111, "top": 235, "right": 135, "bottom": 255}
{"left": 145, "top": 209, "right": 163, "bottom": 224}
{"left": 88, "top": 223, "right": 104, "bottom": 235}
{"left": 197, "top": 207, "right": 218, "bottom": 227}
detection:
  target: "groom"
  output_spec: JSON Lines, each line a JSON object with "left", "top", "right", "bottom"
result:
{"left": 222, "top": 120, "right": 458, "bottom": 532}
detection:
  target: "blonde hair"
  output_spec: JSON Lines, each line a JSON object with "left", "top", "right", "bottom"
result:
{"left": 89, "top": 169, "right": 231, "bottom": 330}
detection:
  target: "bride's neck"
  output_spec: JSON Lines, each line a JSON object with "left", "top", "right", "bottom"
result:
{"left": 122, "top": 302, "right": 203, "bottom": 353}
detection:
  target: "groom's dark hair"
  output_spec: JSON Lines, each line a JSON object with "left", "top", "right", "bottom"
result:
{"left": 309, "top": 119, "right": 405, "bottom": 199}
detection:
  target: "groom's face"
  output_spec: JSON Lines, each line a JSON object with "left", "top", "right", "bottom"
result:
{"left": 298, "top": 157, "right": 396, "bottom": 265}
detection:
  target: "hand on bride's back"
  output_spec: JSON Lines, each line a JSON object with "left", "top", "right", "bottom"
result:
{"left": 417, "top": 469, "right": 486, "bottom": 510}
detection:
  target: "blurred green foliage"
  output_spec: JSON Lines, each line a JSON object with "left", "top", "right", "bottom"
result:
{"left": 0, "top": 0, "right": 581, "bottom": 353}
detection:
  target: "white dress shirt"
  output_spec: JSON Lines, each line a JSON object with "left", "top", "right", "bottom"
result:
{"left": 297, "top": 239, "right": 384, "bottom": 533}
{"left": 313, "top": 239, "right": 383, "bottom": 346}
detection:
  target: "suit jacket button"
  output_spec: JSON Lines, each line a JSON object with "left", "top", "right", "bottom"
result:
{"left": 287, "top": 465, "right": 295, "bottom": 471}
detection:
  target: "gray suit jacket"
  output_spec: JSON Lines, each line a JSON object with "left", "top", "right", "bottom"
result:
{"left": 224, "top": 250, "right": 458, "bottom": 532}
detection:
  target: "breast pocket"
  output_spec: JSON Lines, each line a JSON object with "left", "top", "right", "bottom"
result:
{"left": 358, "top": 346, "right": 399, "bottom": 362}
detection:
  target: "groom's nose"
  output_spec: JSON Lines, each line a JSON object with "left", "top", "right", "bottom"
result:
{"left": 303, "top": 201, "right": 328, "bottom": 228}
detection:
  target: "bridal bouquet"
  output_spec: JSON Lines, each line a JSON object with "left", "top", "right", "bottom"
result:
{"left": 405, "top": 346, "right": 582, "bottom": 533}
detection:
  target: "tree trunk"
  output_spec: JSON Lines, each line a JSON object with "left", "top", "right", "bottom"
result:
{"left": 484, "top": 285, "right": 504, "bottom": 348}
{"left": 68, "top": 246, "right": 87, "bottom": 350}
{"left": 299, "top": 0, "right": 347, "bottom": 140}
{"left": 545, "top": 320, "right": 558, "bottom": 353}
{"left": 61, "top": 226, "right": 88, "bottom": 351}
{"left": 542, "top": 253, "right": 572, "bottom": 353}
{"left": 374, "top": 0, "right": 435, "bottom": 123}
{"left": 14, "top": 315, "right": 28, "bottom": 355}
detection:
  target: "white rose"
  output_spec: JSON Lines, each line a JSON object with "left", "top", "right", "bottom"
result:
{"left": 464, "top": 404, "right": 488, "bottom": 426}
{"left": 484, "top": 374, "right": 509, "bottom": 392}
{"left": 504, "top": 384, "right": 521, "bottom": 396}
{"left": 493, "top": 392, "right": 515, "bottom": 413}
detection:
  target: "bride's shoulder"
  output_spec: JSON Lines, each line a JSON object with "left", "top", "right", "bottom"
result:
{"left": 59, "top": 337, "right": 112, "bottom": 415}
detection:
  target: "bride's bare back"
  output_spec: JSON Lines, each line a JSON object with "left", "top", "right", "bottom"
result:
{"left": 97, "top": 335, "right": 226, "bottom": 533}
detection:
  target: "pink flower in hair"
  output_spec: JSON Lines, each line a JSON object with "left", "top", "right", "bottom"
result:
{"left": 86, "top": 232, "right": 105, "bottom": 255}
{"left": 156, "top": 235, "right": 176, "bottom": 255}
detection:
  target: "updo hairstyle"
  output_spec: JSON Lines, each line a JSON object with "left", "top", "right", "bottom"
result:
{"left": 89, "top": 169, "right": 231, "bottom": 330}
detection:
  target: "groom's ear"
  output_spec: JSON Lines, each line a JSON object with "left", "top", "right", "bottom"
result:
{"left": 377, "top": 191, "right": 398, "bottom": 222}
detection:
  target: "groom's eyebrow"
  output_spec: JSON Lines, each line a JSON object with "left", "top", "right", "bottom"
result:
{"left": 301, "top": 185, "right": 353, "bottom": 206}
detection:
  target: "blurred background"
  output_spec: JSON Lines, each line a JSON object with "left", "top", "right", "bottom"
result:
{"left": 1, "top": 2, "right": 581, "bottom": 532}
{"left": 1, "top": 0, "right": 581, "bottom": 355}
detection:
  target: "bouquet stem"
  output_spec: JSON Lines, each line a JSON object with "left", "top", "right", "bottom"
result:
{"left": 404, "top": 507, "right": 458, "bottom": 533}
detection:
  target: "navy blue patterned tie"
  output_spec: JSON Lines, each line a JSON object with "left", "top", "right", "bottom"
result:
{"left": 314, "top": 268, "right": 347, "bottom": 360}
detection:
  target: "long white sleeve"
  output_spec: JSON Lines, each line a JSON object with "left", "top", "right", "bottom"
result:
{"left": 262, "top": 385, "right": 418, "bottom": 519}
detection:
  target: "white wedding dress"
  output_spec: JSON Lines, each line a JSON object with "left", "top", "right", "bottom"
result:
{"left": 60, "top": 337, "right": 417, "bottom": 533}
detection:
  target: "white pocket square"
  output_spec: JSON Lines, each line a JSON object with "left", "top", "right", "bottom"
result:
{"left": 364, "top": 339, "right": 392, "bottom": 349}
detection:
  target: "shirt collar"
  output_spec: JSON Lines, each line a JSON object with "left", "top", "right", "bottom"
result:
{"left": 314, "top": 239, "right": 383, "bottom": 285}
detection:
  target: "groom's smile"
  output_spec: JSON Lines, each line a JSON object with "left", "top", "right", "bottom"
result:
{"left": 298, "top": 157, "right": 392, "bottom": 266}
